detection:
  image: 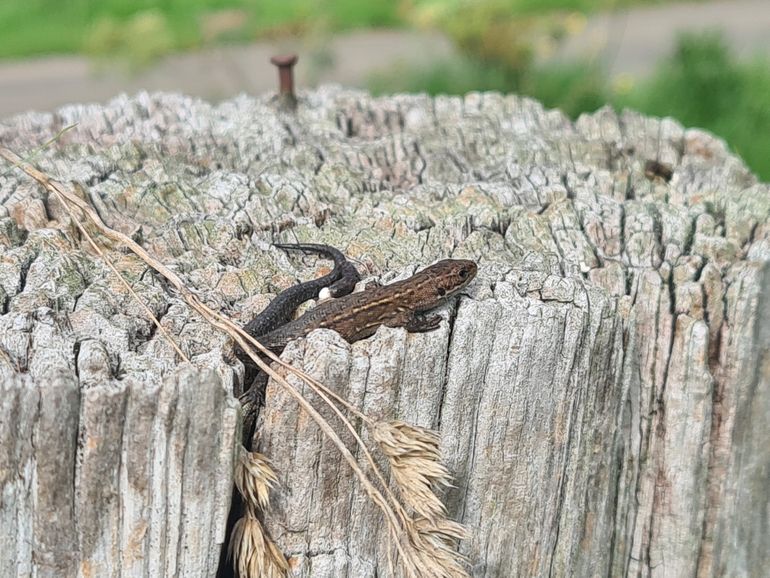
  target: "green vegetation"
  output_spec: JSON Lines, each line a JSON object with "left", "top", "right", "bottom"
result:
{"left": 0, "top": 1, "right": 405, "bottom": 60}
{"left": 615, "top": 33, "right": 770, "bottom": 181}
{"left": 0, "top": 0, "right": 690, "bottom": 61}
{"left": 371, "top": 33, "right": 770, "bottom": 182}
{"left": 370, "top": 58, "right": 606, "bottom": 119}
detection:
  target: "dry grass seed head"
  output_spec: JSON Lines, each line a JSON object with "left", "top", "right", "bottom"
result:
{"left": 374, "top": 420, "right": 453, "bottom": 520}
{"left": 400, "top": 517, "right": 470, "bottom": 578}
{"left": 229, "top": 508, "right": 289, "bottom": 578}
{"left": 234, "top": 446, "right": 278, "bottom": 512}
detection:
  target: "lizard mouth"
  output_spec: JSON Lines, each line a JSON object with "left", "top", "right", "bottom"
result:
{"left": 444, "top": 283, "right": 473, "bottom": 301}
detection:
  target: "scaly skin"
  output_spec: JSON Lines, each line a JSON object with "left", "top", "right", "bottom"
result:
{"left": 238, "top": 254, "right": 477, "bottom": 449}
{"left": 256, "top": 258, "right": 478, "bottom": 352}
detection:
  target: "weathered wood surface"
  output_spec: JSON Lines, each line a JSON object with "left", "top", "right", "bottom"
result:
{"left": 0, "top": 88, "right": 767, "bottom": 577}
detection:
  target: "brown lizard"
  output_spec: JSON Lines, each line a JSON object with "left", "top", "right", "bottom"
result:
{"left": 239, "top": 256, "right": 477, "bottom": 440}
{"left": 252, "top": 258, "right": 477, "bottom": 352}
{"left": 230, "top": 253, "right": 477, "bottom": 578}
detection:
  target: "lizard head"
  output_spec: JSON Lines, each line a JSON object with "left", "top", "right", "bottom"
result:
{"left": 413, "top": 259, "right": 477, "bottom": 309}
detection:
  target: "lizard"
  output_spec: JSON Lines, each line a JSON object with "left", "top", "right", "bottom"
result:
{"left": 252, "top": 258, "right": 478, "bottom": 354}
{"left": 227, "top": 254, "right": 478, "bottom": 573}
{"left": 229, "top": 250, "right": 476, "bottom": 576}
{"left": 238, "top": 254, "right": 477, "bottom": 443}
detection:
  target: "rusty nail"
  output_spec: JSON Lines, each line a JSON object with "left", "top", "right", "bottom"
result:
{"left": 270, "top": 54, "right": 298, "bottom": 99}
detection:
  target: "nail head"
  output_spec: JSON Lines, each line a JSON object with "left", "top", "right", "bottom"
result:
{"left": 270, "top": 54, "right": 298, "bottom": 68}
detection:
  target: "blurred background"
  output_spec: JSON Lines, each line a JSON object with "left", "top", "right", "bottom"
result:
{"left": 0, "top": 0, "right": 768, "bottom": 179}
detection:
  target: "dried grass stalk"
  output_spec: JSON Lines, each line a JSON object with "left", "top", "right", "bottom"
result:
{"left": 0, "top": 148, "right": 469, "bottom": 578}
{"left": 229, "top": 508, "right": 289, "bottom": 578}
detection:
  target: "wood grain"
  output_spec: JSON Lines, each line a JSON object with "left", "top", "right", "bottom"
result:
{"left": 1, "top": 89, "right": 767, "bottom": 577}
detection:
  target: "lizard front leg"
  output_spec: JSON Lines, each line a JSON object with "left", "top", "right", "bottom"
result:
{"left": 405, "top": 312, "right": 443, "bottom": 332}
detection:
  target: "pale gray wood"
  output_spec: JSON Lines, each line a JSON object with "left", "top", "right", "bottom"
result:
{"left": 0, "top": 88, "right": 767, "bottom": 577}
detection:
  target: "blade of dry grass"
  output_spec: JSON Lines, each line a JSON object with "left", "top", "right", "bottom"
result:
{"left": 0, "top": 124, "right": 77, "bottom": 177}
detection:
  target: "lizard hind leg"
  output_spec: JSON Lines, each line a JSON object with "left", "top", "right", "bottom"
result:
{"left": 399, "top": 311, "right": 444, "bottom": 333}
{"left": 404, "top": 312, "right": 443, "bottom": 333}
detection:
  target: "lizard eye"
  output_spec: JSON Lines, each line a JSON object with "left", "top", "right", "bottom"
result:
{"left": 437, "top": 286, "right": 447, "bottom": 296}
{"left": 459, "top": 267, "right": 469, "bottom": 279}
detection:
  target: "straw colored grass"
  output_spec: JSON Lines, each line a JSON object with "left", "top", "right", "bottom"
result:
{"left": 0, "top": 146, "right": 469, "bottom": 578}
{"left": 234, "top": 447, "right": 278, "bottom": 512}
{"left": 374, "top": 420, "right": 453, "bottom": 521}
{"left": 229, "top": 508, "right": 290, "bottom": 578}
